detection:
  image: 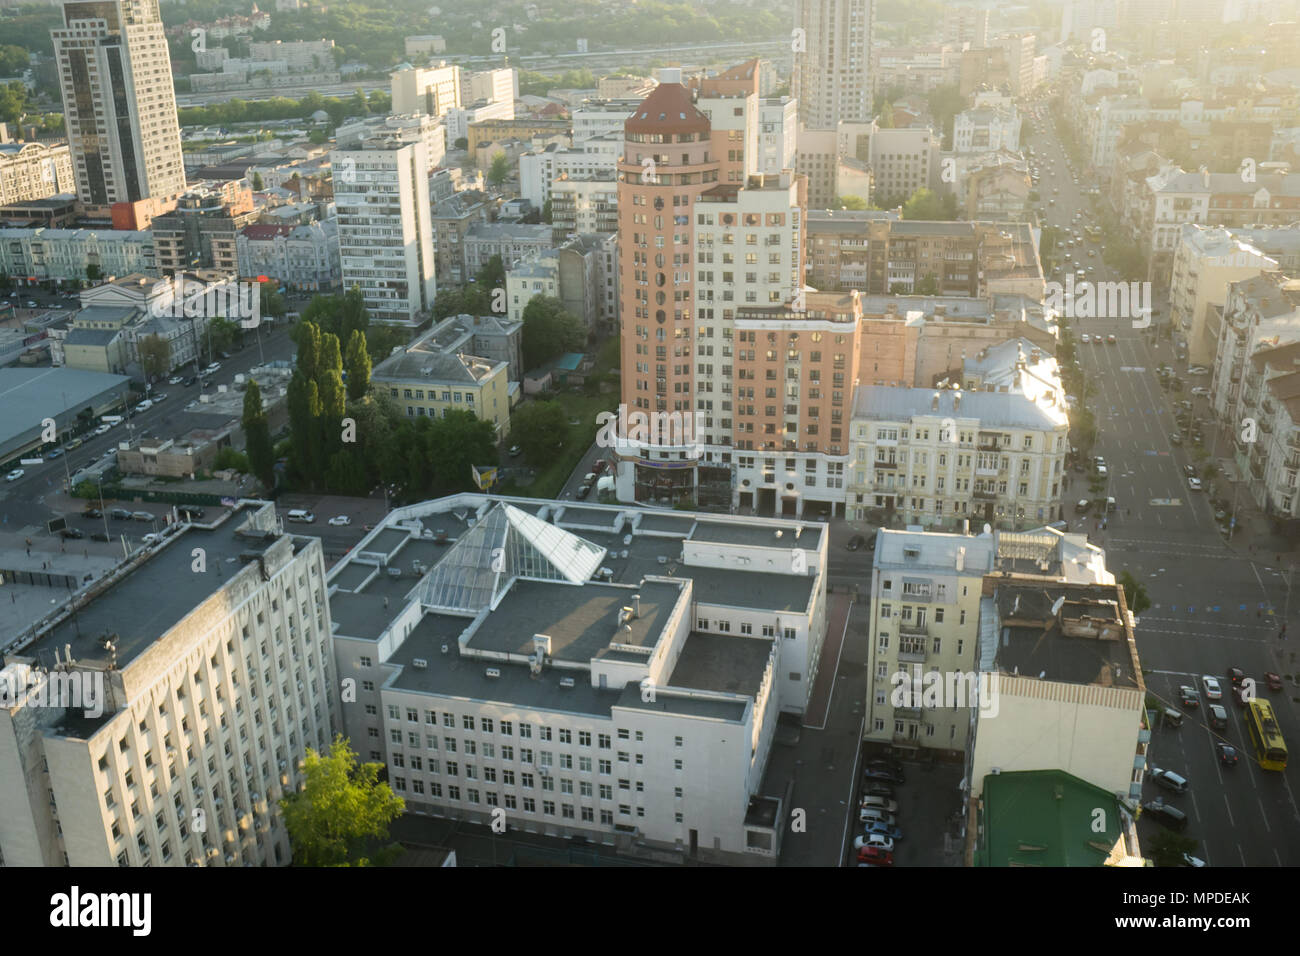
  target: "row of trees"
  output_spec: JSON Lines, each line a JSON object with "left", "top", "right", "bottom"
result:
{"left": 177, "top": 89, "right": 388, "bottom": 129}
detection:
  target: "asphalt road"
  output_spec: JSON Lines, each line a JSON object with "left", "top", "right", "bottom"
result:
{"left": 1, "top": 318, "right": 297, "bottom": 533}
{"left": 1031, "top": 111, "right": 1300, "bottom": 865}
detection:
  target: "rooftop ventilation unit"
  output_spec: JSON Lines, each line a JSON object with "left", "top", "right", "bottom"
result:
{"left": 485, "top": 667, "right": 501, "bottom": 678}
{"left": 441, "top": 643, "right": 449, "bottom": 654}
{"left": 412, "top": 658, "right": 428, "bottom": 669}
{"left": 559, "top": 676, "right": 576, "bottom": 688}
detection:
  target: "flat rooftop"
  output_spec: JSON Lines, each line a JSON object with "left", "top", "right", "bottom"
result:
{"left": 14, "top": 509, "right": 283, "bottom": 670}
{"left": 467, "top": 579, "right": 682, "bottom": 663}
{"left": 689, "top": 519, "right": 823, "bottom": 551}
{"left": 669, "top": 631, "right": 773, "bottom": 699}
{"left": 994, "top": 583, "right": 1139, "bottom": 688}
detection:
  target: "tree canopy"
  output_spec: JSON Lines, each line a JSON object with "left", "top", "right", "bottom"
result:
{"left": 521, "top": 295, "right": 586, "bottom": 371}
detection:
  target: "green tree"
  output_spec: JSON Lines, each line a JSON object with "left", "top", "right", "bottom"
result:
{"left": 877, "top": 100, "right": 895, "bottom": 129}
{"left": 287, "top": 372, "right": 323, "bottom": 486}
{"left": 365, "top": 324, "right": 409, "bottom": 365}
{"left": 521, "top": 295, "right": 586, "bottom": 370}
{"left": 453, "top": 136, "right": 468, "bottom": 150}
{"left": 293, "top": 319, "right": 323, "bottom": 381}
{"left": 912, "top": 274, "right": 940, "bottom": 295}
{"left": 242, "top": 378, "right": 275, "bottom": 490}
{"left": 836, "top": 195, "right": 868, "bottom": 210}
{"left": 214, "top": 447, "right": 251, "bottom": 472}
{"left": 0, "top": 45, "right": 29, "bottom": 75}
{"left": 138, "top": 334, "right": 171, "bottom": 381}
{"left": 428, "top": 409, "right": 499, "bottom": 495}
{"left": 0, "top": 81, "right": 26, "bottom": 126}
{"left": 344, "top": 328, "right": 371, "bottom": 401}
{"left": 85, "top": 263, "right": 102, "bottom": 282}
{"left": 542, "top": 197, "right": 553, "bottom": 224}
{"left": 475, "top": 255, "right": 506, "bottom": 294}
{"left": 1119, "top": 570, "right": 1151, "bottom": 615}
{"left": 511, "top": 400, "right": 569, "bottom": 465}
{"left": 488, "top": 150, "right": 511, "bottom": 187}
{"left": 252, "top": 171, "right": 265, "bottom": 191}
{"left": 901, "top": 187, "right": 958, "bottom": 221}
{"left": 259, "top": 279, "right": 287, "bottom": 318}
{"left": 280, "top": 736, "right": 404, "bottom": 867}
{"left": 206, "top": 316, "right": 241, "bottom": 352}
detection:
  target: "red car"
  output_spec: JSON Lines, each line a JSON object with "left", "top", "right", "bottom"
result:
{"left": 857, "top": 845, "right": 894, "bottom": 866}
{"left": 1265, "top": 672, "right": 1284, "bottom": 692}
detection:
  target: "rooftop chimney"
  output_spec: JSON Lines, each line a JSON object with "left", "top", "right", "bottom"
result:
{"left": 658, "top": 67, "right": 683, "bottom": 85}
{"left": 932, "top": 391, "right": 941, "bottom": 410}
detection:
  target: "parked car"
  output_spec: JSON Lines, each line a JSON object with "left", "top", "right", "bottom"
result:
{"left": 1169, "top": 431, "right": 1182, "bottom": 445}
{"left": 1191, "top": 386, "right": 1210, "bottom": 396}
{"left": 132, "top": 511, "right": 154, "bottom": 521}
{"left": 110, "top": 508, "right": 134, "bottom": 520}
{"left": 853, "top": 833, "right": 895, "bottom": 853}
{"left": 859, "top": 806, "right": 898, "bottom": 826}
{"left": 1217, "top": 743, "right": 1239, "bottom": 767}
{"left": 1187, "top": 366, "right": 1208, "bottom": 375}
{"left": 183, "top": 376, "right": 198, "bottom": 387}
{"left": 45, "top": 448, "right": 63, "bottom": 459}
{"left": 1149, "top": 767, "right": 1189, "bottom": 794}
{"left": 152, "top": 392, "right": 167, "bottom": 402}
{"left": 508, "top": 445, "right": 521, "bottom": 457}
{"left": 1201, "top": 675, "right": 1222, "bottom": 700}
{"left": 862, "top": 785, "right": 895, "bottom": 800}
{"left": 205, "top": 362, "right": 221, "bottom": 373}
{"left": 1183, "top": 464, "right": 1198, "bottom": 478}
{"left": 5, "top": 468, "right": 24, "bottom": 482}
{"left": 168, "top": 376, "right": 184, "bottom": 385}
{"left": 60, "top": 527, "right": 85, "bottom": 539}
{"left": 846, "top": 535, "right": 866, "bottom": 551}
{"left": 1179, "top": 685, "right": 1199, "bottom": 708}
{"left": 82, "top": 508, "right": 102, "bottom": 519}
{"left": 861, "top": 820, "right": 903, "bottom": 841}
{"left": 860, "top": 796, "right": 900, "bottom": 814}
{"left": 1141, "top": 800, "right": 1188, "bottom": 832}
{"left": 327, "top": 515, "right": 351, "bottom": 526}
{"left": 856, "top": 845, "right": 894, "bottom": 866}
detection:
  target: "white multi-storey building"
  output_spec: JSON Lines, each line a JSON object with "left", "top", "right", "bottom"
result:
{"left": 571, "top": 98, "right": 641, "bottom": 144}
{"left": 332, "top": 136, "right": 436, "bottom": 326}
{"left": 442, "top": 99, "right": 514, "bottom": 147}
{"left": 335, "top": 112, "right": 447, "bottom": 175}
{"left": 1210, "top": 272, "right": 1300, "bottom": 429}
{"left": 848, "top": 385, "right": 1070, "bottom": 531}
{"left": 0, "top": 226, "right": 154, "bottom": 281}
{"left": 329, "top": 494, "right": 828, "bottom": 864}
{"left": 0, "top": 501, "right": 337, "bottom": 866}
{"left": 952, "top": 107, "right": 1021, "bottom": 154}
{"left": 505, "top": 254, "right": 559, "bottom": 323}
{"left": 51, "top": 0, "right": 187, "bottom": 212}
{"left": 247, "top": 38, "right": 335, "bottom": 72}
{"left": 0, "top": 142, "right": 75, "bottom": 205}
{"left": 462, "top": 67, "right": 517, "bottom": 108}
{"left": 792, "top": 0, "right": 876, "bottom": 130}
{"left": 518, "top": 143, "right": 620, "bottom": 208}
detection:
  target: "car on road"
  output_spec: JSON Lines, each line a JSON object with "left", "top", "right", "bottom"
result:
{"left": 94, "top": 423, "right": 112, "bottom": 435}
{"left": 132, "top": 511, "right": 154, "bottom": 521}
{"left": 152, "top": 392, "right": 167, "bottom": 402}
{"left": 856, "top": 845, "right": 894, "bottom": 866}
{"left": 1183, "top": 464, "right": 1197, "bottom": 478}
{"left": 1106, "top": 334, "right": 1116, "bottom": 344}
{"left": 177, "top": 507, "right": 205, "bottom": 521}
{"left": 1149, "top": 767, "right": 1189, "bottom": 793}
{"left": 1217, "top": 743, "right": 1239, "bottom": 767}
{"left": 1227, "top": 666, "right": 1244, "bottom": 686}
{"left": 861, "top": 820, "right": 903, "bottom": 841}
{"left": 83, "top": 508, "right": 102, "bottom": 519}
{"left": 1208, "top": 704, "right": 1228, "bottom": 729}
{"left": 1141, "top": 800, "right": 1188, "bottom": 832}
{"left": 846, "top": 535, "right": 865, "bottom": 551}
{"left": 1182, "top": 853, "right": 1207, "bottom": 867}
{"left": 60, "top": 527, "right": 85, "bottom": 539}
{"left": 508, "top": 445, "right": 521, "bottom": 456}
{"left": 46, "top": 448, "right": 63, "bottom": 459}
{"left": 1096, "top": 464, "right": 1108, "bottom": 477}
{"left": 1188, "top": 477, "right": 1202, "bottom": 491}
{"left": 853, "top": 833, "right": 895, "bottom": 853}
{"left": 1201, "top": 675, "right": 1222, "bottom": 699}
{"left": 1265, "top": 671, "right": 1284, "bottom": 691}
{"left": 860, "top": 796, "right": 900, "bottom": 814}
{"left": 327, "top": 515, "right": 351, "bottom": 526}
{"left": 110, "top": 508, "right": 134, "bottom": 520}
{"left": 5, "top": 468, "right": 24, "bottom": 481}
{"left": 142, "top": 533, "right": 160, "bottom": 545}
{"left": 183, "top": 376, "right": 198, "bottom": 387}
{"left": 1169, "top": 431, "right": 1182, "bottom": 445}
{"left": 1179, "top": 685, "right": 1199, "bottom": 708}
{"left": 1075, "top": 499, "right": 1090, "bottom": 514}
{"left": 205, "top": 362, "right": 221, "bottom": 373}
{"left": 1187, "top": 366, "right": 1208, "bottom": 375}
{"left": 168, "top": 375, "right": 184, "bottom": 385}
{"left": 1080, "top": 333, "right": 1090, "bottom": 344}
{"left": 1190, "top": 386, "right": 1210, "bottom": 396}
{"left": 862, "top": 766, "right": 904, "bottom": 784}
{"left": 858, "top": 806, "right": 898, "bottom": 826}
{"left": 135, "top": 400, "right": 153, "bottom": 412}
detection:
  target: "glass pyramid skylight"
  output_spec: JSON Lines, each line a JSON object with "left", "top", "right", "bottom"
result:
{"left": 416, "top": 503, "right": 606, "bottom": 612}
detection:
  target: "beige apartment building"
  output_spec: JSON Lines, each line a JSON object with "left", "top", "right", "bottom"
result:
{"left": 52, "top": 0, "right": 187, "bottom": 214}
{"left": 0, "top": 501, "right": 336, "bottom": 866}
{"left": 848, "top": 384, "right": 1069, "bottom": 530}
{"left": 1230, "top": 342, "right": 1300, "bottom": 520}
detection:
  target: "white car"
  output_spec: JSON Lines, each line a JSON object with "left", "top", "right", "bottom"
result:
{"left": 1080, "top": 333, "right": 1091, "bottom": 344}
{"left": 1202, "top": 675, "right": 1222, "bottom": 700}
{"left": 1191, "top": 386, "right": 1210, "bottom": 396}
{"left": 1096, "top": 464, "right": 1108, "bottom": 477}
{"left": 327, "top": 515, "right": 351, "bottom": 526}
{"left": 1188, "top": 477, "right": 1202, "bottom": 491}
{"left": 853, "top": 833, "right": 895, "bottom": 853}
{"left": 206, "top": 362, "right": 221, "bottom": 373}
{"left": 5, "top": 468, "right": 24, "bottom": 482}
{"left": 1187, "top": 366, "right": 1208, "bottom": 375}
{"left": 94, "top": 423, "right": 112, "bottom": 436}
{"left": 168, "top": 376, "right": 184, "bottom": 385}
{"left": 135, "top": 399, "right": 153, "bottom": 412}
{"left": 152, "top": 392, "right": 167, "bottom": 402}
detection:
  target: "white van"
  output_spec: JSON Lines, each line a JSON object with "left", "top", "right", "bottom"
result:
{"left": 286, "top": 509, "right": 315, "bottom": 523}
{"left": 100, "top": 415, "right": 124, "bottom": 427}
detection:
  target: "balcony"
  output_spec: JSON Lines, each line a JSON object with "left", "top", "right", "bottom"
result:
{"left": 894, "top": 706, "right": 922, "bottom": 721}
{"left": 973, "top": 488, "right": 998, "bottom": 500}
{"left": 899, "top": 621, "right": 929, "bottom": 637}
{"left": 875, "top": 460, "right": 899, "bottom": 470}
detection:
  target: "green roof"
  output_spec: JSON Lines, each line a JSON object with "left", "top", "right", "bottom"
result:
{"left": 976, "top": 769, "right": 1129, "bottom": 867}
